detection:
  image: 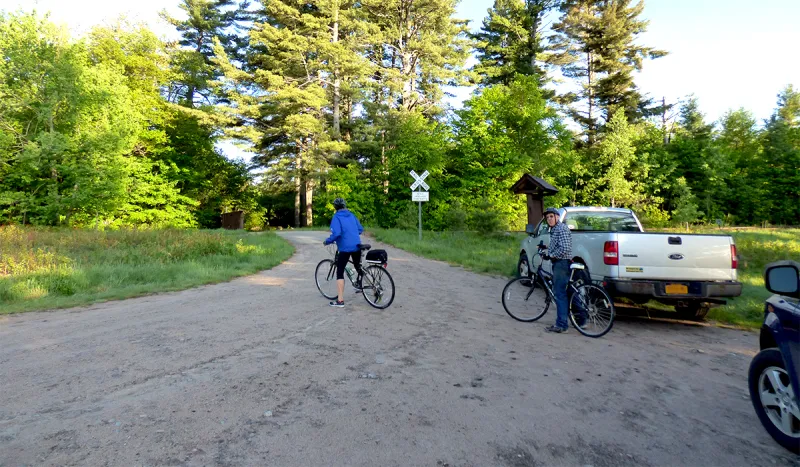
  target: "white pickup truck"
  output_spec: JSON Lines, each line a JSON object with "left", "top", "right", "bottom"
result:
{"left": 518, "top": 206, "right": 742, "bottom": 320}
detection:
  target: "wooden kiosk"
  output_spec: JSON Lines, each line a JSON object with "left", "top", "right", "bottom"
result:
{"left": 510, "top": 174, "right": 559, "bottom": 227}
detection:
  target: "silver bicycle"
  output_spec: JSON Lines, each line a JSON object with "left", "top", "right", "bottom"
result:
{"left": 315, "top": 243, "right": 395, "bottom": 309}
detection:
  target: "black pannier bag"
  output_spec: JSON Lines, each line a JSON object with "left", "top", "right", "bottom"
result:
{"left": 365, "top": 249, "right": 388, "bottom": 265}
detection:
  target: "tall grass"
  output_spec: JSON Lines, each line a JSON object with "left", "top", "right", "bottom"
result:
{"left": 693, "top": 228, "right": 800, "bottom": 327}
{"left": 369, "top": 228, "right": 525, "bottom": 276}
{"left": 0, "top": 226, "right": 294, "bottom": 314}
{"left": 370, "top": 227, "right": 800, "bottom": 329}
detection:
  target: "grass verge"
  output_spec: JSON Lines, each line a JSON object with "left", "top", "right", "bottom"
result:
{"left": 370, "top": 227, "right": 800, "bottom": 329}
{"left": 369, "top": 228, "right": 524, "bottom": 276}
{"left": 0, "top": 226, "right": 294, "bottom": 314}
{"left": 693, "top": 228, "right": 800, "bottom": 328}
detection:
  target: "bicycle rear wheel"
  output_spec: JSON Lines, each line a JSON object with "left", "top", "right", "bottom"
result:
{"left": 502, "top": 276, "right": 550, "bottom": 322}
{"left": 362, "top": 265, "right": 395, "bottom": 309}
{"left": 315, "top": 259, "right": 338, "bottom": 299}
{"left": 569, "top": 283, "right": 615, "bottom": 338}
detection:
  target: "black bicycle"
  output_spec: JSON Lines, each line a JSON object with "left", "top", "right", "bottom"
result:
{"left": 501, "top": 242, "right": 615, "bottom": 337}
{"left": 315, "top": 243, "right": 395, "bottom": 309}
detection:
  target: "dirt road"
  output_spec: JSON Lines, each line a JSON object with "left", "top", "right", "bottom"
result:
{"left": 0, "top": 231, "right": 795, "bottom": 466}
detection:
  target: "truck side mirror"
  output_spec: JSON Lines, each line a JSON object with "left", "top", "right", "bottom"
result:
{"left": 525, "top": 224, "right": 536, "bottom": 235}
{"left": 765, "top": 261, "right": 800, "bottom": 298}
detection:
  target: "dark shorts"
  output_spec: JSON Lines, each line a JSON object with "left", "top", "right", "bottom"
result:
{"left": 336, "top": 250, "right": 362, "bottom": 280}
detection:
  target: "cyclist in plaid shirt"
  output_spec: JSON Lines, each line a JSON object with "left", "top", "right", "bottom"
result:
{"left": 542, "top": 207, "right": 574, "bottom": 333}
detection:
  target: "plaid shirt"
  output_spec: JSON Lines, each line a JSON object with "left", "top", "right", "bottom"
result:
{"left": 548, "top": 221, "right": 572, "bottom": 260}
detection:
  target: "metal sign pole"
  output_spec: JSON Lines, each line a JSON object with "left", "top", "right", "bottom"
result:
{"left": 418, "top": 193, "right": 422, "bottom": 241}
{"left": 409, "top": 170, "right": 430, "bottom": 241}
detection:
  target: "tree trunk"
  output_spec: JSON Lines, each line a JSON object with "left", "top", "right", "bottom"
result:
{"left": 661, "top": 96, "right": 667, "bottom": 143}
{"left": 661, "top": 96, "right": 675, "bottom": 145}
{"left": 587, "top": 51, "right": 595, "bottom": 146}
{"left": 186, "top": 85, "right": 195, "bottom": 107}
{"left": 186, "top": 32, "right": 207, "bottom": 107}
{"left": 305, "top": 179, "right": 314, "bottom": 227}
{"left": 332, "top": 1, "right": 341, "bottom": 138}
{"left": 381, "top": 129, "right": 389, "bottom": 195}
{"left": 294, "top": 152, "right": 302, "bottom": 228}
{"left": 528, "top": 1, "right": 542, "bottom": 73}
{"left": 401, "top": 52, "right": 414, "bottom": 110}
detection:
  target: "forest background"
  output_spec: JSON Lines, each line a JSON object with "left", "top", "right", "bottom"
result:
{"left": 1, "top": 0, "right": 798, "bottom": 232}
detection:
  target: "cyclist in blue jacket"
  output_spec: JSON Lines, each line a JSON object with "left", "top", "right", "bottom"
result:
{"left": 323, "top": 198, "right": 364, "bottom": 307}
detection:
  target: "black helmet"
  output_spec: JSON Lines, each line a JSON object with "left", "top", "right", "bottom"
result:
{"left": 544, "top": 207, "right": 560, "bottom": 218}
{"left": 333, "top": 197, "right": 346, "bottom": 210}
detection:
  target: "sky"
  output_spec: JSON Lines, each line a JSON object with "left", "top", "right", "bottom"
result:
{"left": 455, "top": 0, "right": 800, "bottom": 124}
{"left": 3, "top": 0, "right": 798, "bottom": 158}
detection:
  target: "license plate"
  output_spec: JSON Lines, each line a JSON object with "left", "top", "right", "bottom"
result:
{"left": 665, "top": 284, "right": 688, "bottom": 294}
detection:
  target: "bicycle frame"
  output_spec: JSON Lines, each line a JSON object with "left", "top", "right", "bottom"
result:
{"left": 326, "top": 251, "right": 362, "bottom": 287}
{"left": 530, "top": 249, "right": 582, "bottom": 301}
{"left": 325, "top": 250, "right": 390, "bottom": 295}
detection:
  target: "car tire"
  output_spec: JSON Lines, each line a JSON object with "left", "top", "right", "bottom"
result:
{"left": 748, "top": 348, "right": 800, "bottom": 454}
{"left": 517, "top": 254, "right": 530, "bottom": 278}
{"left": 674, "top": 302, "right": 710, "bottom": 321}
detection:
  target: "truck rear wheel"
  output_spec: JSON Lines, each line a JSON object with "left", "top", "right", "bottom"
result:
{"left": 517, "top": 254, "right": 530, "bottom": 278}
{"left": 674, "top": 302, "right": 710, "bottom": 321}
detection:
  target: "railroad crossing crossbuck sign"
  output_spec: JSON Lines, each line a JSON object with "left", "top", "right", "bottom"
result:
{"left": 410, "top": 170, "right": 429, "bottom": 191}
{"left": 410, "top": 170, "right": 430, "bottom": 240}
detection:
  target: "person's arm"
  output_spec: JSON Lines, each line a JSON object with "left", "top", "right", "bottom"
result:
{"left": 324, "top": 217, "right": 342, "bottom": 245}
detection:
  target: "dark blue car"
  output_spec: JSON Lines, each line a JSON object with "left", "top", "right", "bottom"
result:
{"left": 748, "top": 260, "right": 800, "bottom": 454}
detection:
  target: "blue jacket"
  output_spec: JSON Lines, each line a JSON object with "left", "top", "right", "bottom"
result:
{"left": 325, "top": 209, "right": 363, "bottom": 253}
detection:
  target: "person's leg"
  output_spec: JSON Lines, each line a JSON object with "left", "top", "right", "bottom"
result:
{"left": 568, "top": 269, "right": 588, "bottom": 325}
{"left": 337, "top": 280, "right": 345, "bottom": 302}
{"left": 351, "top": 251, "right": 363, "bottom": 289}
{"left": 552, "top": 260, "right": 570, "bottom": 330}
{"left": 334, "top": 251, "right": 350, "bottom": 305}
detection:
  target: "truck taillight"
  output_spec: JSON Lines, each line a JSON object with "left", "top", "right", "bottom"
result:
{"left": 731, "top": 244, "right": 738, "bottom": 269}
{"left": 603, "top": 241, "right": 619, "bottom": 265}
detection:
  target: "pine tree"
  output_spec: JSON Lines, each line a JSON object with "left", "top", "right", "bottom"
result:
{"left": 161, "top": 0, "right": 251, "bottom": 107}
{"left": 472, "top": 0, "right": 559, "bottom": 86}
{"left": 361, "top": 0, "right": 471, "bottom": 113}
{"left": 590, "top": 110, "right": 649, "bottom": 208}
{"left": 215, "top": 0, "right": 366, "bottom": 226}
{"left": 669, "top": 97, "right": 715, "bottom": 215}
{"left": 550, "top": 0, "right": 666, "bottom": 145}
{"left": 761, "top": 85, "right": 800, "bottom": 224}
{"left": 715, "top": 109, "right": 766, "bottom": 224}
{"left": 354, "top": 0, "right": 470, "bottom": 202}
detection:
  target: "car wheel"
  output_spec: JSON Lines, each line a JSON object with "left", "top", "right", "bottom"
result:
{"left": 674, "top": 302, "right": 710, "bottom": 321}
{"left": 748, "top": 348, "right": 800, "bottom": 454}
{"left": 517, "top": 254, "right": 530, "bottom": 278}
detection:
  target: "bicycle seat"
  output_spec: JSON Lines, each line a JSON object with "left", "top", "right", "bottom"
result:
{"left": 358, "top": 244, "right": 372, "bottom": 251}
{"left": 570, "top": 263, "right": 586, "bottom": 270}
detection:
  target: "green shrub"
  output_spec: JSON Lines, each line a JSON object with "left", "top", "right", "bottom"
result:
{"left": 245, "top": 210, "right": 266, "bottom": 231}
{"left": 444, "top": 201, "right": 468, "bottom": 231}
{"left": 395, "top": 204, "right": 419, "bottom": 231}
{"left": 469, "top": 200, "right": 503, "bottom": 235}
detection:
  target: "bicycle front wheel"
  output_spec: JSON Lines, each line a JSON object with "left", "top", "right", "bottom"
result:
{"left": 361, "top": 265, "right": 395, "bottom": 309}
{"left": 315, "top": 259, "right": 338, "bottom": 299}
{"left": 569, "top": 283, "right": 615, "bottom": 338}
{"left": 502, "top": 276, "right": 550, "bottom": 322}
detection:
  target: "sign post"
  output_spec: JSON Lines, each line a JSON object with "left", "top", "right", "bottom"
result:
{"left": 410, "top": 170, "right": 430, "bottom": 240}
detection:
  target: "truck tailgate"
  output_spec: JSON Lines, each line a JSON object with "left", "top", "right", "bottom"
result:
{"left": 617, "top": 234, "right": 736, "bottom": 281}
